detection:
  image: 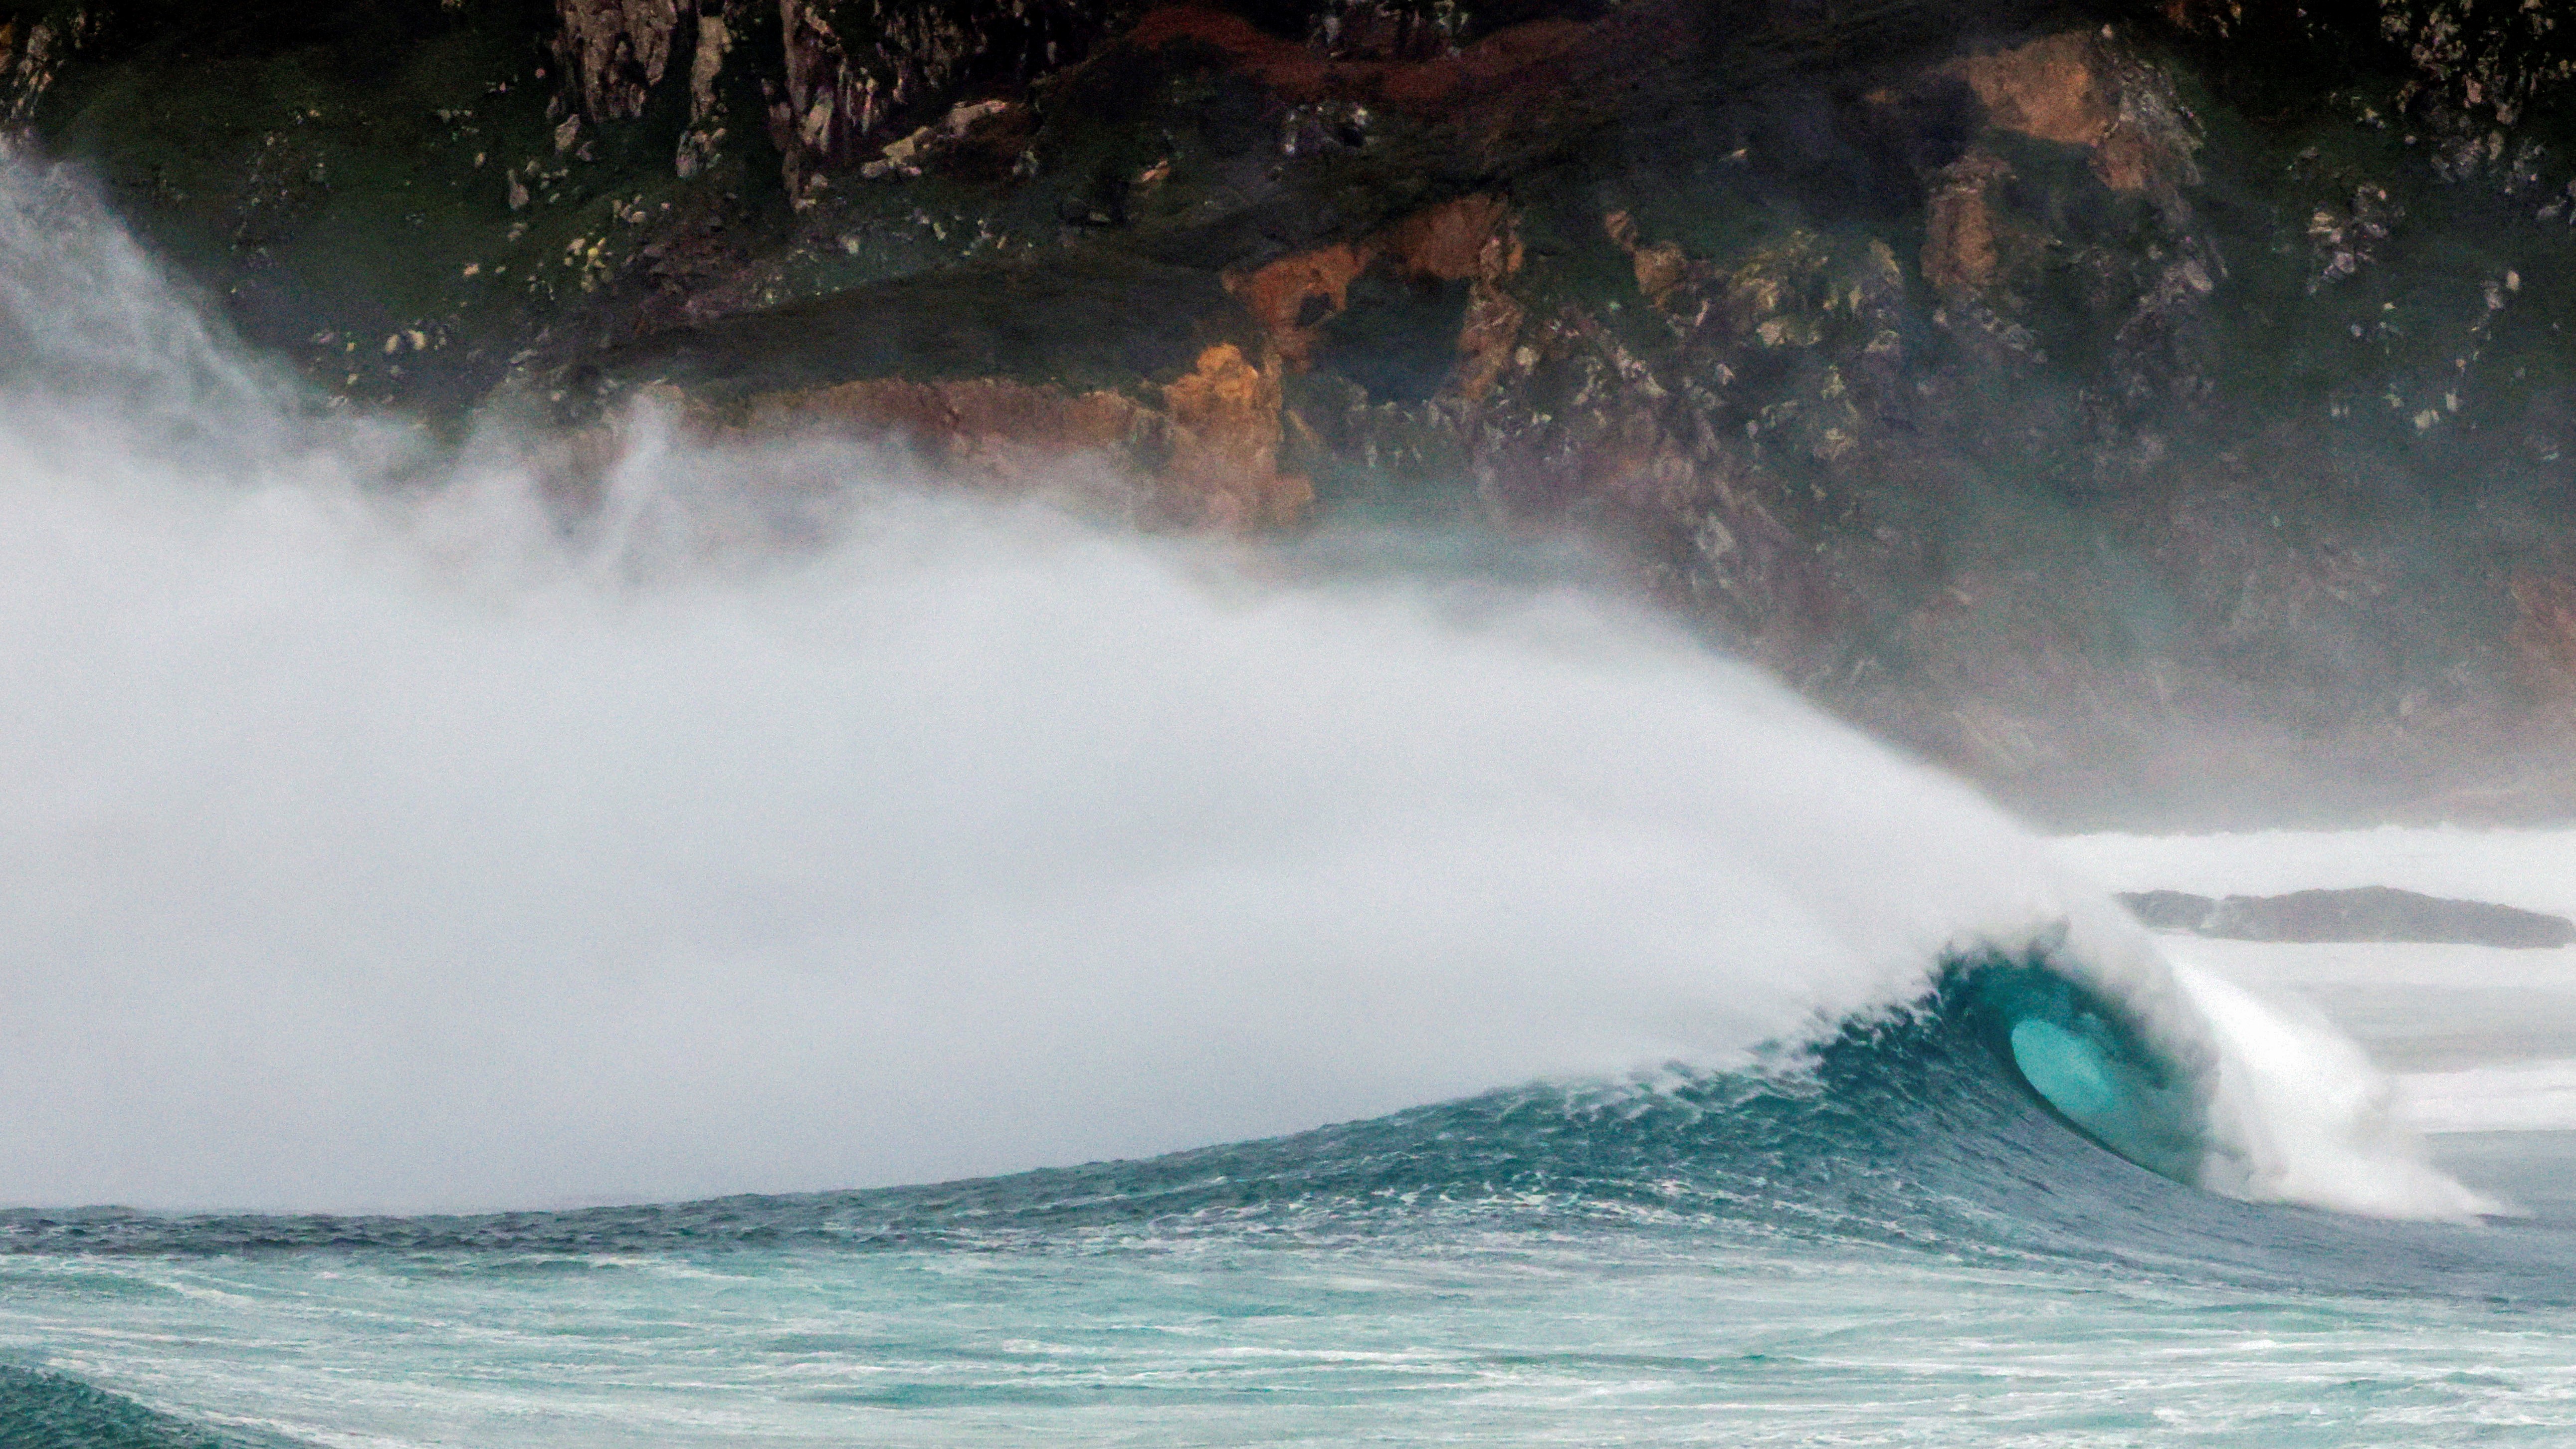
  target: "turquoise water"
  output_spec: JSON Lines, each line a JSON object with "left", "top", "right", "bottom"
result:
{"left": 7, "top": 970, "right": 2574, "bottom": 1447}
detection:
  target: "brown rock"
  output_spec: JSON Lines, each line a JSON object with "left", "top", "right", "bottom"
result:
{"left": 749, "top": 376, "right": 1149, "bottom": 492}
{"left": 1951, "top": 33, "right": 2118, "bottom": 153}
{"left": 1454, "top": 270, "right": 1528, "bottom": 403}
{"left": 1224, "top": 193, "right": 1520, "bottom": 377}
{"left": 727, "top": 347, "right": 1310, "bottom": 530}
{"left": 554, "top": 0, "right": 687, "bottom": 122}
{"left": 673, "top": 9, "right": 735, "bottom": 178}
{"left": 2, "top": 14, "right": 76, "bottom": 126}
{"left": 1160, "top": 344, "right": 1314, "bottom": 528}
{"left": 1226, "top": 245, "right": 1371, "bottom": 371}
{"left": 1922, "top": 151, "right": 2011, "bottom": 293}
{"left": 2158, "top": 0, "right": 2242, "bottom": 35}
{"left": 1943, "top": 30, "right": 2198, "bottom": 197}
{"left": 1377, "top": 194, "right": 1513, "bottom": 282}
{"left": 1601, "top": 209, "right": 1689, "bottom": 303}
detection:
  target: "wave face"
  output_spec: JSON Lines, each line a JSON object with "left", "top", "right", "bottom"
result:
{"left": 5, "top": 967, "right": 2574, "bottom": 1447}
{"left": 7, "top": 952, "right": 2563, "bottom": 1291}
{"left": 0, "top": 154, "right": 2478, "bottom": 1219}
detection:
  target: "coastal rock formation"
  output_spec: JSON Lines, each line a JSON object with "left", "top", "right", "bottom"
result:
{"left": 16, "top": 0, "right": 2576, "bottom": 825}
{"left": 543, "top": 0, "right": 1121, "bottom": 195}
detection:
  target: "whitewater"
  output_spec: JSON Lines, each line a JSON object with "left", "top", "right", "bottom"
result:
{"left": 3, "top": 153, "right": 2573, "bottom": 1446}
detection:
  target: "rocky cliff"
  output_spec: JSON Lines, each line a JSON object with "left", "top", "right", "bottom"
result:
{"left": 11, "top": 0, "right": 2576, "bottom": 826}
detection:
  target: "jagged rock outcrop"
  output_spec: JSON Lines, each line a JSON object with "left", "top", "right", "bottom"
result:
{"left": 544, "top": 0, "right": 1122, "bottom": 198}
{"left": 554, "top": 0, "right": 687, "bottom": 122}
{"left": 0, "top": 6, "right": 94, "bottom": 128}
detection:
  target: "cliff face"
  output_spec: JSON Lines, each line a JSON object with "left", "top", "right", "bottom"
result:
{"left": 12, "top": 0, "right": 2576, "bottom": 825}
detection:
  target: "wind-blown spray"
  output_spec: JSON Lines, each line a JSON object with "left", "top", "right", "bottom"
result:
{"left": 0, "top": 157, "right": 2481, "bottom": 1219}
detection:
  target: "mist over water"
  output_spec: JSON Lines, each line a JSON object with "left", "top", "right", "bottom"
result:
{"left": 0, "top": 157, "right": 2477, "bottom": 1219}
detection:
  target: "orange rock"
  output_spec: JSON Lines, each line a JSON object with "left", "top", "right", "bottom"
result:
{"left": 1225, "top": 244, "right": 1370, "bottom": 370}
{"left": 736, "top": 351, "right": 1311, "bottom": 529}
{"left": 726, "top": 349, "right": 1315, "bottom": 531}
{"left": 1632, "top": 241, "right": 1688, "bottom": 301}
{"left": 1224, "top": 193, "right": 1523, "bottom": 387}
{"left": 1942, "top": 30, "right": 2195, "bottom": 196}
{"left": 1160, "top": 344, "right": 1314, "bottom": 527}
{"left": 2159, "top": 0, "right": 2243, "bottom": 36}
{"left": 1950, "top": 33, "right": 2117, "bottom": 153}
{"left": 730, "top": 198, "right": 1527, "bottom": 526}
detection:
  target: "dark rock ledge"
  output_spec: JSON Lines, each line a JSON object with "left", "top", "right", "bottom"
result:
{"left": 2119, "top": 885, "right": 2576, "bottom": 948}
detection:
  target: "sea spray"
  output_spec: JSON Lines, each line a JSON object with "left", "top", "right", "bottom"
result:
{"left": 0, "top": 155, "right": 2479, "bottom": 1219}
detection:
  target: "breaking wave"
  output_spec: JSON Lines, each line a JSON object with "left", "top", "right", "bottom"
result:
{"left": 0, "top": 154, "right": 2481, "bottom": 1221}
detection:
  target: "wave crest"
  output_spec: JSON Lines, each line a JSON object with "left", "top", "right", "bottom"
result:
{"left": 0, "top": 154, "right": 2478, "bottom": 1223}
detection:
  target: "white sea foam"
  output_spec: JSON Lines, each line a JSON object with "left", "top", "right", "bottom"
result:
{"left": 2054, "top": 826, "right": 2576, "bottom": 922}
{"left": 2058, "top": 831, "right": 2576, "bottom": 1135}
{"left": 2400, "top": 1060, "right": 2576, "bottom": 1134}
{"left": 2170, "top": 964, "right": 2487, "bottom": 1213}
{"left": 0, "top": 157, "right": 2481, "bottom": 1219}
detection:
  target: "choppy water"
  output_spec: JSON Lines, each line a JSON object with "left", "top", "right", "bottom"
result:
{"left": 5, "top": 154, "right": 2573, "bottom": 1446}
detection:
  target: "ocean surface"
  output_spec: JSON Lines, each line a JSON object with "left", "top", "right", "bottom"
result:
{"left": 5, "top": 155, "right": 2574, "bottom": 1446}
{"left": 4, "top": 946, "right": 2574, "bottom": 1448}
